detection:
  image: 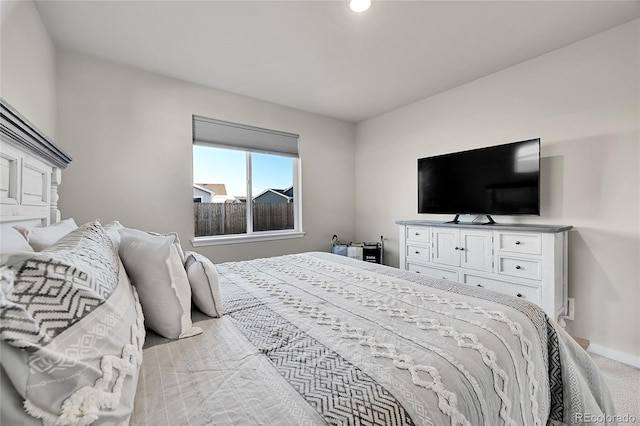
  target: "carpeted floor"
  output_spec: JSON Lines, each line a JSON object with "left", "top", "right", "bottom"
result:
{"left": 591, "top": 353, "right": 640, "bottom": 419}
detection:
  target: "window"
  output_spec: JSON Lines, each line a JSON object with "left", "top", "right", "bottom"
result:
{"left": 192, "top": 116, "right": 303, "bottom": 245}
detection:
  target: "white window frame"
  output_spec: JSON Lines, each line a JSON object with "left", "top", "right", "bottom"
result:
{"left": 191, "top": 117, "right": 304, "bottom": 247}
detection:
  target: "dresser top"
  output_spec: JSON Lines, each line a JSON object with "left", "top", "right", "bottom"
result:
{"left": 396, "top": 220, "right": 572, "bottom": 233}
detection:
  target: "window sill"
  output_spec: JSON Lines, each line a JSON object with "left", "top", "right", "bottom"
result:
{"left": 191, "top": 231, "right": 305, "bottom": 247}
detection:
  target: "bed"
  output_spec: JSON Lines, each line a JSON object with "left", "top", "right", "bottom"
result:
{"left": 1, "top": 100, "right": 615, "bottom": 425}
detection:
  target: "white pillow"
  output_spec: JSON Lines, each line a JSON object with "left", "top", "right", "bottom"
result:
{"left": 118, "top": 227, "right": 202, "bottom": 339}
{"left": 184, "top": 251, "right": 224, "bottom": 318}
{"left": 21, "top": 218, "right": 78, "bottom": 251}
{"left": 1, "top": 226, "right": 34, "bottom": 253}
{"left": 109, "top": 222, "right": 185, "bottom": 262}
{"left": 103, "top": 220, "right": 124, "bottom": 247}
{"left": 149, "top": 231, "right": 185, "bottom": 263}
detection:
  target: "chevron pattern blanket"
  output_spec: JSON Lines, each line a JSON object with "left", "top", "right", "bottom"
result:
{"left": 133, "top": 252, "right": 615, "bottom": 426}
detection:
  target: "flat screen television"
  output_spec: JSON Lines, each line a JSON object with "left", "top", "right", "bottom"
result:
{"left": 418, "top": 139, "right": 540, "bottom": 222}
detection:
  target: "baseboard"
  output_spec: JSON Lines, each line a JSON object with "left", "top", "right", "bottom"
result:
{"left": 587, "top": 343, "right": 640, "bottom": 369}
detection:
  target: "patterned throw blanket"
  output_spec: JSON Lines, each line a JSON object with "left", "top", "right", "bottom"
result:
{"left": 133, "top": 252, "right": 615, "bottom": 426}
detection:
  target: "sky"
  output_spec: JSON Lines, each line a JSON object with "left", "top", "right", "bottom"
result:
{"left": 193, "top": 146, "right": 293, "bottom": 197}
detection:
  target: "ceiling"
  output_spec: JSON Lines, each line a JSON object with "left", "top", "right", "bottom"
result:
{"left": 35, "top": 1, "right": 639, "bottom": 123}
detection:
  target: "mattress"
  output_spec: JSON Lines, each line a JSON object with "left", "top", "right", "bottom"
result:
{"left": 132, "top": 252, "right": 614, "bottom": 425}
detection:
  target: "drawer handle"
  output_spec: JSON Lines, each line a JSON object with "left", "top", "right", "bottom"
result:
{"left": 415, "top": 251, "right": 420, "bottom": 254}
{"left": 454, "top": 246, "right": 459, "bottom": 250}
{"left": 515, "top": 241, "right": 521, "bottom": 245}
{"left": 515, "top": 265, "right": 522, "bottom": 270}
{"left": 415, "top": 232, "right": 420, "bottom": 236}
{"left": 476, "top": 284, "right": 483, "bottom": 288}
{"left": 459, "top": 247, "right": 465, "bottom": 251}
{"left": 516, "top": 293, "right": 523, "bottom": 298}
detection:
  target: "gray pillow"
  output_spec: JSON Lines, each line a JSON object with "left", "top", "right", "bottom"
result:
{"left": 0, "top": 220, "right": 145, "bottom": 425}
{"left": 118, "top": 227, "right": 202, "bottom": 339}
{"left": 184, "top": 251, "right": 224, "bottom": 317}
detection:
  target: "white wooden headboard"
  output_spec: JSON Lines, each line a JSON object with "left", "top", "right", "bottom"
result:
{"left": 0, "top": 99, "right": 72, "bottom": 227}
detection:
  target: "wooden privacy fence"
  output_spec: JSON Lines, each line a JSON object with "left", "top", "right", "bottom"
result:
{"left": 194, "top": 203, "right": 294, "bottom": 236}
{"left": 253, "top": 203, "right": 295, "bottom": 232}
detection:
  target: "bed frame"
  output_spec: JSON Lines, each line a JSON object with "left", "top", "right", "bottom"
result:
{"left": 0, "top": 99, "right": 71, "bottom": 229}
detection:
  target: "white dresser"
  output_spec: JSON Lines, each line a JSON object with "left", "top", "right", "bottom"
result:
{"left": 397, "top": 220, "right": 572, "bottom": 324}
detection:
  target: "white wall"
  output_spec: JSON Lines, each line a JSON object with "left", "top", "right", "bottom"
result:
{"left": 0, "top": 0, "right": 57, "bottom": 140}
{"left": 355, "top": 21, "right": 640, "bottom": 362}
{"left": 56, "top": 51, "right": 356, "bottom": 262}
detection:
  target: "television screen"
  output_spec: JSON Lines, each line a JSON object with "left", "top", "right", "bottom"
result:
{"left": 418, "top": 139, "right": 540, "bottom": 216}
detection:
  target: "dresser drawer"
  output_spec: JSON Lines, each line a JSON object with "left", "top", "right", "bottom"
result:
{"left": 406, "top": 226, "right": 430, "bottom": 243}
{"left": 497, "top": 255, "right": 542, "bottom": 281}
{"left": 407, "top": 263, "right": 458, "bottom": 281}
{"left": 497, "top": 232, "right": 541, "bottom": 255}
{"left": 406, "top": 244, "right": 430, "bottom": 262}
{"left": 399, "top": 222, "right": 570, "bottom": 324}
{"left": 463, "top": 274, "right": 541, "bottom": 305}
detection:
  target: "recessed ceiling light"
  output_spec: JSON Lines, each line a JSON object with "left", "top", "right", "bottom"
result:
{"left": 350, "top": 0, "right": 371, "bottom": 13}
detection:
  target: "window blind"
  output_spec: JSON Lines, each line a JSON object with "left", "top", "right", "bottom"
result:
{"left": 193, "top": 115, "right": 299, "bottom": 158}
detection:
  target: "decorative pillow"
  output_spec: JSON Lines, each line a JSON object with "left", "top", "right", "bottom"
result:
{"left": 106, "top": 221, "right": 184, "bottom": 262}
{"left": 148, "top": 231, "right": 186, "bottom": 263}
{"left": 103, "top": 220, "right": 124, "bottom": 247}
{"left": 0, "top": 226, "right": 33, "bottom": 253}
{"left": 184, "top": 251, "right": 224, "bottom": 317}
{"left": 0, "top": 220, "right": 145, "bottom": 425}
{"left": 118, "top": 227, "right": 202, "bottom": 339}
{"left": 19, "top": 218, "right": 78, "bottom": 251}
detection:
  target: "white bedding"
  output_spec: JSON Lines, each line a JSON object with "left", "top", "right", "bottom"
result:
{"left": 133, "top": 252, "right": 615, "bottom": 426}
